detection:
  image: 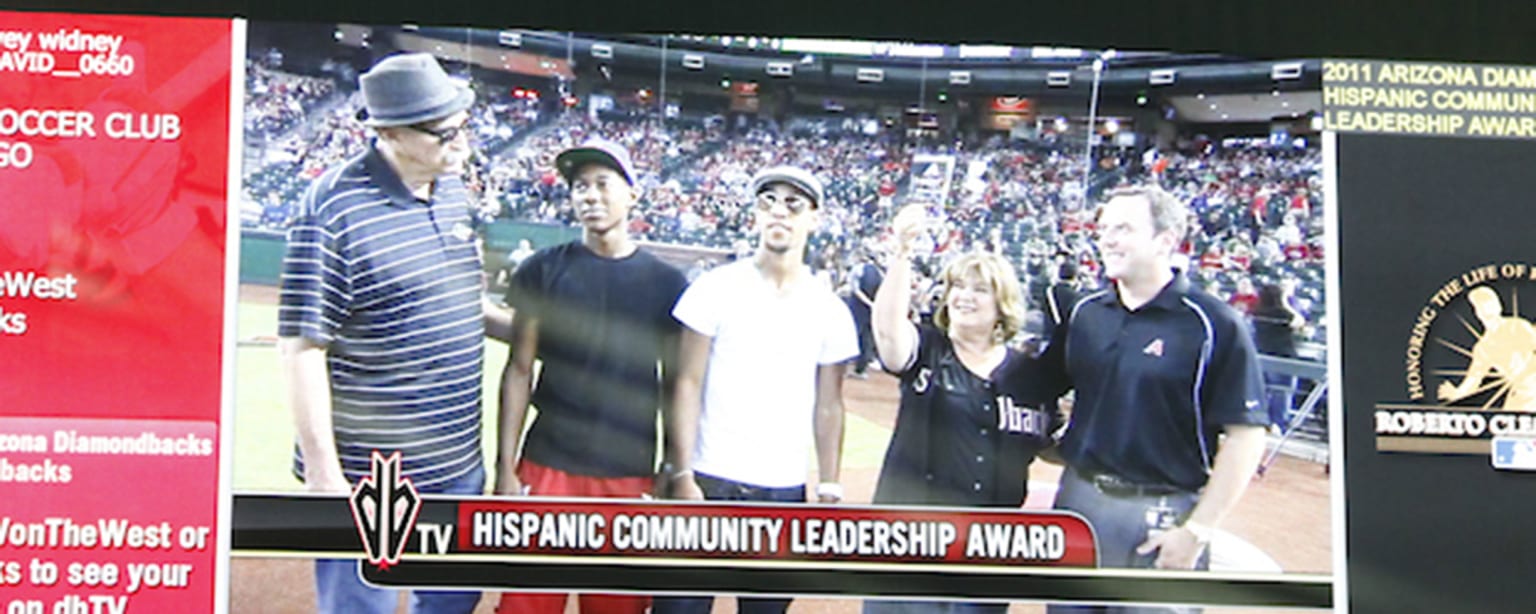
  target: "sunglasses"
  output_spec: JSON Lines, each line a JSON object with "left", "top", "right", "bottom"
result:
{"left": 407, "top": 120, "right": 472, "bottom": 144}
{"left": 755, "top": 191, "right": 814, "bottom": 214}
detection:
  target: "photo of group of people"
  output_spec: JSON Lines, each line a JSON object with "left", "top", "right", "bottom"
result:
{"left": 230, "top": 21, "right": 1331, "bottom": 613}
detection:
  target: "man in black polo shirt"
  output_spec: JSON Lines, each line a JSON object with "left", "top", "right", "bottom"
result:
{"left": 1042, "top": 185, "right": 1267, "bottom": 613}
{"left": 495, "top": 137, "right": 688, "bottom": 614}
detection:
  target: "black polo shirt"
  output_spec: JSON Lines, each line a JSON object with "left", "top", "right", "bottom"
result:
{"left": 1055, "top": 274, "right": 1266, "bottom": 491}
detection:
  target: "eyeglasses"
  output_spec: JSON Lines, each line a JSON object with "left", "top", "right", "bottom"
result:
{"left": 407, "top": 121, "right": 472, "bottom": 144}
{"left": 755, "top": 191, "right": 813, "bottom": 214}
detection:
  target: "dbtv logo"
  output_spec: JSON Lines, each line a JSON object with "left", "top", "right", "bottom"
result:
{"left": 349, "top": 451, "right": 422, "bottom": 569}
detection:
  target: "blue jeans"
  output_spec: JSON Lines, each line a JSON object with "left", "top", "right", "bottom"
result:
{"left": 315, "top": 464, "right": 486, "bottom": 614}
{"left": 1266, "top": 374, "right": 1298, "bottom": 428}
{"left": 1046, "top": 466, "right": 1206, "bottom": 614}
{"left": 651, "top": 473, "right": 807, "bottom": 614}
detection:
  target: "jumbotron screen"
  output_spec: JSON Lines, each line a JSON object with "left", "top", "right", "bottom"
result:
{"left": 14, "top": 5, "right": 1536, "bottom": 613}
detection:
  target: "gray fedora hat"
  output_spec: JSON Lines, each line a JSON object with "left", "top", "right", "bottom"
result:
{"left": 358, "top": 53, "right": 474, "bottom": 127}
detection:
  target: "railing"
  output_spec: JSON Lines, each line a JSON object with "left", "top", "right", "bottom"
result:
{"left": 1257, "top": 354, "right": 1328, "bottom": 474}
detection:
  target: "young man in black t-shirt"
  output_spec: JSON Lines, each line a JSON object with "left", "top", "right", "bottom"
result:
{"left": 495, "top": 138, "right": 688, "bottom": 614}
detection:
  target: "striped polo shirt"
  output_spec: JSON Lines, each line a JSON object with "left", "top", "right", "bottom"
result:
{"left": 278, "top": 142, "right": 486, "bottom": 492}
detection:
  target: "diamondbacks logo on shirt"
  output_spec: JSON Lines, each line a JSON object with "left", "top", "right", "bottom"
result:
{"left": 996, "top": 396, "right": 1048, "bottom": 435}
{"left": 1143, "top": 339, "right": 1165, "bottom": 357}
{"left": 1376, "top": 262, "right": 1536, "bottom": 467}
{"left": 349, "top": 451, "right": 422, "bottom": 569}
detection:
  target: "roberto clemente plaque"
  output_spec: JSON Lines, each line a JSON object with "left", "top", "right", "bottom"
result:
{"left": 1377, "top": 261, "right": 1536, "bottom": 462}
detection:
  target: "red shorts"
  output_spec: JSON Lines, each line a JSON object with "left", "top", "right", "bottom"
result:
{"left": 496, "top": 460, "right": 653, "bottom": 614}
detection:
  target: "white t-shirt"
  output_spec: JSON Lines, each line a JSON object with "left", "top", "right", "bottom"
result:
{"left": 673, "top": 259, "right": 860, "bottom": 487}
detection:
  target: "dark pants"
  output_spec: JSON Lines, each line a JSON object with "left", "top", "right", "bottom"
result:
{"left": 1265, "top": 373, "right": 1298, "bottom": 428}
{"left": 651, "top": 473, "right": 807, "bottom": 614}
{"left": 846, "top": 298, "right": 874, "bottom": 373}
{"left": 1047, "top": 467, "right": 1208, "bottom": 614}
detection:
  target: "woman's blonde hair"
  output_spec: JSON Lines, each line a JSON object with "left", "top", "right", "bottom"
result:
{"left": 933, "top": 251, "right": 1026, "bottom": 341}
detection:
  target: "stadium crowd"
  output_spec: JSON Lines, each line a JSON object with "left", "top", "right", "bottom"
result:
{"left": 240, "top": 74, "right": 1326, "bottom": 347}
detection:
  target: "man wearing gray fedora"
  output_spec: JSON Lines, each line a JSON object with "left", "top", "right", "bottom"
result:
{"left": 278, "top": 52, "right": 495, "bottom": 614}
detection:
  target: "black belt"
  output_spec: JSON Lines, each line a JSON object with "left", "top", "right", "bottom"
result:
{"left": 1081, "top": 469, "right": 1188, "bottom": 498}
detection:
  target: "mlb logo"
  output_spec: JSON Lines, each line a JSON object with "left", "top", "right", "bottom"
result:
{"left": 1491, "top": 437, "right": 1536, "bottom": 471}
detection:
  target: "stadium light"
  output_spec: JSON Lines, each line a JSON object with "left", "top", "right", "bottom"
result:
{"left": 1082, "top": 49, "right": 1112, "bottom": 202}
{"left": 958, "top": 45, "right": 1012, "bottom": 59}
{"left": 1272, "top": 61, "right": 1304, "bottom": 81}
{"left": 856, "top": 68, "right": 885, "bottom": 83}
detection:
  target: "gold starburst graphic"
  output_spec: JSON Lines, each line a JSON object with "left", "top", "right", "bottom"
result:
{"left": 1435, "top": 286, "right": 1536, "bottom": 411}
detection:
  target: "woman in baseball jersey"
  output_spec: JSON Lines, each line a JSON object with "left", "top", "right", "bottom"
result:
{"left": 863, "top": 204, "right": 1061, "bottom": 614}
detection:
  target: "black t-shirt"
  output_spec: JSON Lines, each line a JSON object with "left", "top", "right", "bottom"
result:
{"left": 505, "top": 242, "right": 689, "bottom": 477}
{"left": 873, "top": 325, "right": 1060, "bottom": 508}
{"left": 1047, "top": 275, "right": 1267, "bottom": 491}
{"left": 1250, "top": 304, "right": 1298, "bottom": 357}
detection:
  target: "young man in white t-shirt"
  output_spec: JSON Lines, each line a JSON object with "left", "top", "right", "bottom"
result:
{"left": 657, "top": 165, "right": 859, "bottom": 614}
